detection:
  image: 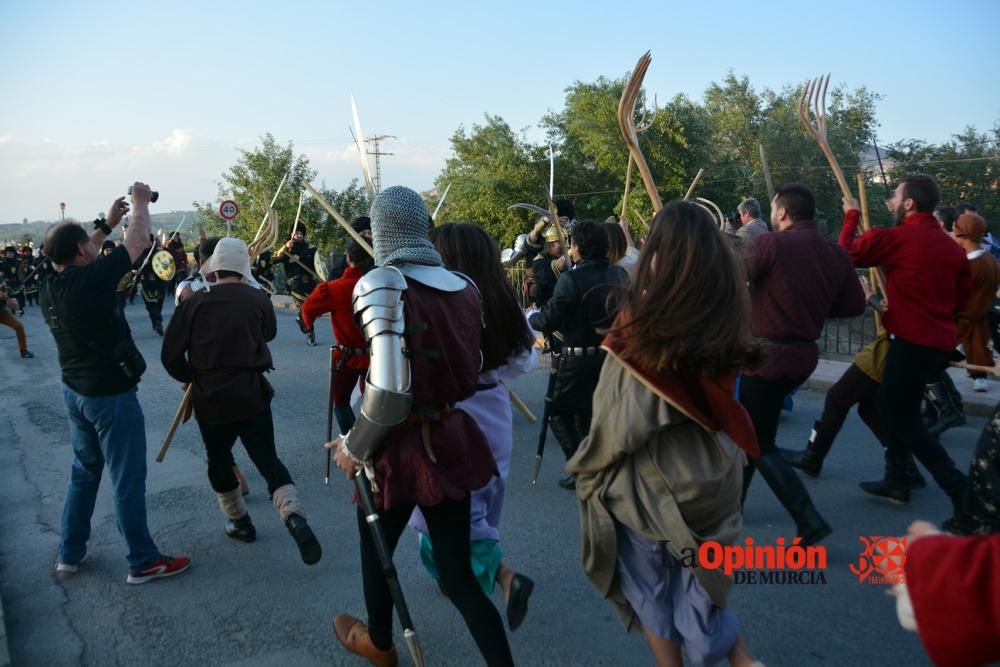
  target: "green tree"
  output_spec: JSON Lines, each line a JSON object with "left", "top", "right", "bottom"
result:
{"left": 434, "top": 115, "right": 547, "bottom": 247}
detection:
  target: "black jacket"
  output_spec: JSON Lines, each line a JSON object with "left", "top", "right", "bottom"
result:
{"left": 529, "top": 258, "right": 627, "bottom": 348}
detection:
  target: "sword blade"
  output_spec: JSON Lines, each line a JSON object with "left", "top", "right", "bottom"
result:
{"left": 431, "top": 182, "right": 451, "bottom": 222}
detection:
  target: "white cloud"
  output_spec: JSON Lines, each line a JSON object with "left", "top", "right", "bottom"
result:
{"left": 132, "top": 129, "right": 193, "bottom": 156}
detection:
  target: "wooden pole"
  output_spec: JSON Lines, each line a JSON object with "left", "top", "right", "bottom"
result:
{"left": 758, "top": 144, "right": 775, "bottom": 201}
{"left": 156, "top": 386, "right": 192, "bottom": 463}
{"left": 683, "top": 168, "right": 705, "bottom": 200}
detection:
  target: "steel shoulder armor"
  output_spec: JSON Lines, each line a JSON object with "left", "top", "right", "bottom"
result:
{"left": 342, "top": 266, "right": 412, "bottom": 461}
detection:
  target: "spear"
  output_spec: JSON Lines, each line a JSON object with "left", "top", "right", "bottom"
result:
{"left": 351, "top": 95, "right": 376, "bottom": 198}
{"left": 431, "top": 183, "right": 451, "bottom": 223}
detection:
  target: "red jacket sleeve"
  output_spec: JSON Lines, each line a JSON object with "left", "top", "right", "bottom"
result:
{"left": 300, "top": 282, "right": 330, "bottom": 331}
{"left": 837, "top": 209, "right": 861, "bottom": 250}
{"left": 838, "top": 210, "right": 897, "bottom": 269}
{"left": 904, "top": 534, "right": 1000, "bottom": 667}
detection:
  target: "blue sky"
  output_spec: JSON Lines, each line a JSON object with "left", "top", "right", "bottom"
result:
{"left": 1, "top": 0, "right": 997, "bottom": 223}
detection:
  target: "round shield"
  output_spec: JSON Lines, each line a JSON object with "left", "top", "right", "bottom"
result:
{"left": 151, "top": 250, "right": 176, "bottom": 281}
{"left": 16, "top": 259, "right": 32, "bottom": 282}
{"left": 314, "top": 251, "right": 329, "bottom": 282}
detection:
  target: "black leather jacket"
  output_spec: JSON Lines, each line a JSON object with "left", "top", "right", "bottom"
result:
{"left": 529, "top": 258, "right": 627, "bottom": 348}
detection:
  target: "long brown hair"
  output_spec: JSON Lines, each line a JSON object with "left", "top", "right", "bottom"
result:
{"left": 429, "top": 223, "right": 534, "bottom": 371}
{"left": 610, "top": 200, "right": 762, "bottom": 376}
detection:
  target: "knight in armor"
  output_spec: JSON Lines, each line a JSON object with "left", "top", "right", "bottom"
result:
{"left": 528, "top": 221, "right": 628, "bottom": 490}
{"left": 137, "top": 235, "right": 168, "bottom": 335}
{"left": 274, "top": 226, "right": 319, "bottom": 345}
{"left": 162, "top": 237, "right": 321, "bottom": 564}
{"left": 300, "top": 230, "right": 373, "bottom": 435}
{"left": 524, "top": 199, "right": 576, "bottom": 308}
{"left": 326, "top": 186, "right": 514, "bottom": 667}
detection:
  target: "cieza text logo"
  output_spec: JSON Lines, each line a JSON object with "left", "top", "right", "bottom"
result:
{"left": 850, "top": 536, "right": 907, "bottom": 584}
{"left": 673, "top": 537, "right": 828, "bottom": 585}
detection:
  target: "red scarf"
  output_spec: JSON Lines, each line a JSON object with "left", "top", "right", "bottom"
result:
{"left": 602, "top": 328, "right": 760, "bottom": 459}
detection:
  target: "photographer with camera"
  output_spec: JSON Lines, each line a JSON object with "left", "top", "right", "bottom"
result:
{"left": 724, "top": 198, "right": 770, "bottom": 244}
{"left": 40, "top": 182, "right": 191, "bottom": 584}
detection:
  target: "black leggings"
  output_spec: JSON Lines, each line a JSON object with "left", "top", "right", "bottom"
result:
{"left": 197, "top": 407, "right": 293, "bottom": 495}
{"left": 816, "top": 363, "right": 887, "bottom": 451}
{"left": 358, "top": 495, "right": 513, "bottom": 666}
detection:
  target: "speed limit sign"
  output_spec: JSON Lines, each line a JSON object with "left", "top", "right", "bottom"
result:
{"left": 219, "top": 200, "right": 239, "bottom": 220}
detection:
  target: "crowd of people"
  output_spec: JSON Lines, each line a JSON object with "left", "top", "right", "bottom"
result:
{"left": 6, "top": 173, "right": 999, "bottom": 667}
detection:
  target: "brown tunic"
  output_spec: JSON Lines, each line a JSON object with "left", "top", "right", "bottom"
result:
{"left": 370, "top": 279, "right": 498, "bottom": 510}
{"left": 957, "top": 251, "right": 1000, "bottom": 368}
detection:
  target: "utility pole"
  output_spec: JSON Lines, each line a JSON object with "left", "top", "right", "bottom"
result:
{"left": 365, "top": 134, "right": 396, "bottom": 194}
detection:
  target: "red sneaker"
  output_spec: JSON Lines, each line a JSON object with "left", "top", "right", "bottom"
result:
{"left": 126, "top": 555, "right": 191, "bottom": 584}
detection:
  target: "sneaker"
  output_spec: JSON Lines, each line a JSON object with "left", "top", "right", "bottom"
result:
{"left": 55, "top": 552, "right": 89, "bottom": 574}
{"left": 20, "top": 349, "right": 34, "bottom": 359}
{"left": 973, "top": 378, "right": 989, "bottom": 393}
{"left": 126, "top": 555, "right": 191, "bottom": 584}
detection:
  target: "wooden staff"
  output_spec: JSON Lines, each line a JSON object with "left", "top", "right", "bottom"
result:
{"left": 303, "top": 182, "right": 375, "bottom": 258}
{"left": 952, "top": 361, "right": 999, "bottom": 375}
{"left": 759, "top": 144, "right": 775, "bottom": 201}
{"left": 856, "top": 174, "right": 889, "bottom": 303}
{"left": 502, "top": 380, "right": 536, "bottom": 423}
{"left": 156, "top": 385, "right": 192, "bottom": 463}
{"left": 618, "top": 52, "right": 662, "bottom": 213}
{"left": 683, "top": 168, "right": 705, "bottom": 201}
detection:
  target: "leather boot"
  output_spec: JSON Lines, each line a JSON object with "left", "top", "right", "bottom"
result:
{"left": 910, "top": 448, "right": 967, "bottom": 513}
{"left": 859, "top": 450, "right": 911, "bottom": 504}
{"left": 225, "top": 514, "right": 256, "bottom": 543}
{"left": 755, "top": 452, "right": 831, "bottom": 545}
{"left": 780, "top": 421, "right": 827, "bottom": 477}
{"left": 549, "top": 416, "right": 580, "bottom": 490}
{"left": 925, "top": 381, "right": 966, "bottom": 435}
{"left": 332, "top": 614, "right": 398, "bottom": 667}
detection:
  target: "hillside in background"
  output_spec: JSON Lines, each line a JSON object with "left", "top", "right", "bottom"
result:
{"left": 0, "top": 210, "right": 200, "bottom": 248}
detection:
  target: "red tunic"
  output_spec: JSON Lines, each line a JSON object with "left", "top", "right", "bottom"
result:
{"left": 904, "top": 533, "right": 1000, "bottom": 667}
{"left": 300, "top": 266, "right": 369, "bottom": 371}
{"left": 838, "top": 210, "right": 972, "bottom": 351}
{"left": 369, "top": 279, "right": 498, "bottom": 510}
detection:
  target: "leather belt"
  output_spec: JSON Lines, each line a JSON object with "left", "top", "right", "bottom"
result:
{"left": 337, "top": 345, "right": 368, "bottom": 357}
{"left": 561, "top": 346, "right": 605, "bottom": 357}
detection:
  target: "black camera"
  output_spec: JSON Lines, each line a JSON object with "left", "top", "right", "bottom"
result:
{"left": 127, "top": 185, "right": 159, "bottom": 203}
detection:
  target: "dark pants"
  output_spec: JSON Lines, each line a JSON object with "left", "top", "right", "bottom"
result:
{"left": 816, "top": 363, "right": 887, "bottom": 452}
{"left": 358, "top": 496, "right": 513, "bottom": 666}
{"left": 878, "top": 338, "right": 966, "bottom": 498}
{"left": 549, "top": 354, "right": 602, "bottom": 460}
{"left": 143, "top": 298, "right": 163, "bottom": 326}
{"left": 739, "top": 375, "right": 826, "bottom": 533}
{"left": 196, "top": 407, "right": 293, "bottom": 495}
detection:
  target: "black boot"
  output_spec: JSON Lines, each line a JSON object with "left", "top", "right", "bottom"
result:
{"left": 925, "top": 380, "right": 965, "bottom": 435}
{"left": 152, "top": 321, "right": 163, "bottom": 336}
{"left": 902, "top": 451, "right": 927, "bottom": 490}
{"left": 225, "top": 514, "right": 256, "bottom": 542}
{"left": 859, "top": 450, "right": 911, "bottom": 504}
{"left": 549, "top": 415, "right": 580, "bottom": 490}
{"left": 780, "top": 421, "right": 827, "bottom": 477}
{"left": 286, "top": 514, "right": 322, "bottom": 565}
{"left": 755, "top": 452, "right": 831, "bottom": 546}
{"left": 306, "top": 330, "right": 317, "bottom": 346}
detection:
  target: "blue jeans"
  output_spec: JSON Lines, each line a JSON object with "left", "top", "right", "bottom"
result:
{"left": 60, "top": 385, "right": 160, "bottom": 570}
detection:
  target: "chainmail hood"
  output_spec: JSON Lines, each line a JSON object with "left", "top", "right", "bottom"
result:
{"left": 370, "top": 186, "right": 442, "bottom": 267}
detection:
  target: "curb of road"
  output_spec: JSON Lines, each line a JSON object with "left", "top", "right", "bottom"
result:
{"left": 802, "top": 364, "right": 996, "bottom": 418}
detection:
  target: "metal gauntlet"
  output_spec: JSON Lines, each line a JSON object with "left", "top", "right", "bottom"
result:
{"left": 342, "top": 267, "right": 412, "bottom": 461}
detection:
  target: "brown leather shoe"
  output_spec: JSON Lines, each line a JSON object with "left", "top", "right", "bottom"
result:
{"left": 332, "top": 614, "right": 398, "bottom": 667}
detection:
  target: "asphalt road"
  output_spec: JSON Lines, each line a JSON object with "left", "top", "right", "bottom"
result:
{"left": 0, "top": 300, "right": 983, "bottom": 666}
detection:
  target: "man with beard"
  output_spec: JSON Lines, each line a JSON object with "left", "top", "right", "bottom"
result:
{"left": 839, "top": 175, "right": 971, "bottom": 508}
{"left": 528, "top": 220, "right": 628, "bottom": 489}
{"left": 274, "top": 226, "right": 319, "bottom": 345}
{"left": 740, "top": 183, "right": 865, "bottom": 545}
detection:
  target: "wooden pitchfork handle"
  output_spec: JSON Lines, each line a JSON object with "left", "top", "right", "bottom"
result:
{"left": 618, "top": 52, "right": 662, "bottom": 213}
{"left": 156, "top": 385, "right": 193, "bottom": 463}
